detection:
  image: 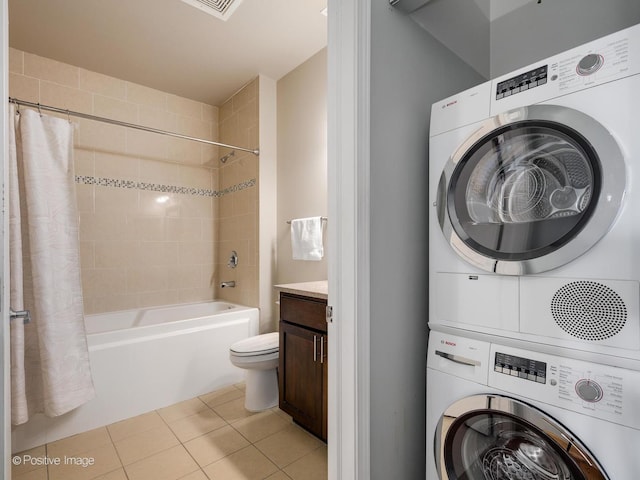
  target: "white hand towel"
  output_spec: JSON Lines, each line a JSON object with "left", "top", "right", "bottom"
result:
{"left": 291, "top": 217, "right": 324, "bottom": 261}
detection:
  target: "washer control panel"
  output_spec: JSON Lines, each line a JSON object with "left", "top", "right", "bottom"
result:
{"left": 494, "top": 352, "right": 547, "bottom": 384}
{"left": 489, "top": 343, "right": 640, "bottom": 430}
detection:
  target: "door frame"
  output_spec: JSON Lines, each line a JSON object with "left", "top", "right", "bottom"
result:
{"left": 327, "top": 0, "right": 371, "bottom": 478}
{"left": 1, "top": 0, "right": 11, "bottom": 475}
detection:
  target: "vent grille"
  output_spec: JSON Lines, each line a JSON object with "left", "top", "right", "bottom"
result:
{"left": 551, "top": 281, "right": 627, "bottom": 341}
{"left": 181, "top": 0, "right": 243, "bottom": 20}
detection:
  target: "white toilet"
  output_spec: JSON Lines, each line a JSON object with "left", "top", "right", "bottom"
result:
{"left": 229, "top": 332, "right": 279, "bottom": 412}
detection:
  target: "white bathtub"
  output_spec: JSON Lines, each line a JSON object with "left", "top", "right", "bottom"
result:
{"left": 12, "top": 301, "right": 259, "bottom": 453}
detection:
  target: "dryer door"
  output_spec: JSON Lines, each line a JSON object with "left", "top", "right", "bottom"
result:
{"left": 437, "top": 105, "right": 625, "bottom": 275}
{"left": 434, "top": 394, "right": 608, "bottom": 480}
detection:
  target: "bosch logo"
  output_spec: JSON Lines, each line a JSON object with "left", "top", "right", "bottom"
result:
{"left": 440, "top": 340, "right": 456, "bottom": 347}
{"left": 441, "top": 100, "right": 458, "bottom": 109}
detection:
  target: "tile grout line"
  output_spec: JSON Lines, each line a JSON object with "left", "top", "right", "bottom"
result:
{"left": 103, "top": 421, "right": 130, "bottom": 480}
{"left": 166, "top": 409, "right": 209, "bottom": 480}
{"left": 44, "top": 443, "right": 50, "bottom": 480}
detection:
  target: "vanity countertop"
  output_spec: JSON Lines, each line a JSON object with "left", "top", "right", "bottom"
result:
{"left": 274, "top": 280, "right": 328, "bottom": 300}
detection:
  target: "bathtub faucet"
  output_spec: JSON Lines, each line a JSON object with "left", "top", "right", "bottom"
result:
{"left": 220, "top": 281, "right": 236, "bottom": 288}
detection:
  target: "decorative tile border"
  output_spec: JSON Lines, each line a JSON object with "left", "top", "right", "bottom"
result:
{"left": 75, "top": 175, "right": 256, "bottom": 198}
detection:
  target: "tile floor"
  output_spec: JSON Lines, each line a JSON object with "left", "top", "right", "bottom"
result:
{"left": 11, "top": 384, "right": 327, "bottom": 480}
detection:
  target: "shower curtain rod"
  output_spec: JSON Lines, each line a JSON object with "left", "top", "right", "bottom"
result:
{"left": 8, "top": 97, "right": 260, "bottom": 156}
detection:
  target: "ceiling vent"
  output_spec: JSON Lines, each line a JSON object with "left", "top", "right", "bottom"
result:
{"left": 180, "top": 0, "right": 244, "bottom": 21}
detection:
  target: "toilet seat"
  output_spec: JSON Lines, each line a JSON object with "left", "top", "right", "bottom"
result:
{"left": 230, "top": 332, "right": 279, "bottom": 357}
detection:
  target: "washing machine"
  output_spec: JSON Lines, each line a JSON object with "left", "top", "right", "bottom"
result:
{"left": 428, "top": 24, "right": 640, "bottom": 361}
{"left": 426, "top": 329, "right": 640, "bottom": 479}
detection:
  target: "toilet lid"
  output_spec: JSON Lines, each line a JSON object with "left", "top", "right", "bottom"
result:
{"left": 230, "top": 332, "right": 279, "bottom": 356}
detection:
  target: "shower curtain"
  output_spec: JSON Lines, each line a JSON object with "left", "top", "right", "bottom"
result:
{"left": 9, "top": 105, "right": 94, "bottom": 425}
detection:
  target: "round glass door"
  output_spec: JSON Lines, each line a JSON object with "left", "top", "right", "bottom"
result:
{"left": 451, "top": 122, "right": 598, "bottom": 260}
{"left": 435, "top": 395, "right": 608, "bottom": 480}
{"left": 437, "top": 105, "right": 625, "bottom": 275}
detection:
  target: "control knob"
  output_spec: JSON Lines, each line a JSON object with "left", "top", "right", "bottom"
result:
{"left": 575, "top": 378, "right": 603, "bottom": 402}
{"left": 577, "top": 54, "right": 604, "bottom": 76}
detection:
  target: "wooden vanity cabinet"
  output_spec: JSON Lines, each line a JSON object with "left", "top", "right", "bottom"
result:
{"left": 278, "top": 292, "right": 328, "bottom": 441}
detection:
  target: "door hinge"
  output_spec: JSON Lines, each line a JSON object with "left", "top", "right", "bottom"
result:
{"left": 326, "top": 305, "right": 334, "bottom": 323}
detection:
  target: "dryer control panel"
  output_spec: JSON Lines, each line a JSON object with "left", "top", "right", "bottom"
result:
{"left": 495, "top": 65, "right": 548, "bottom": 100}
{"left": 489, "top": 343, "right": 640, "bottom": 430}
{"left": 489, "top": 22, "right": 640, "bottom": 114}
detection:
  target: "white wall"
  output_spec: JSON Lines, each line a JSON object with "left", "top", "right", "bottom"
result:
{"left": 491, "top": 0, "right": 640, "bottom": 76}
{"left": 276, "top": 49, "right": 328, "bottom": 285}
{"left": 368, "top": 3, "right": 484, "bottom": 479}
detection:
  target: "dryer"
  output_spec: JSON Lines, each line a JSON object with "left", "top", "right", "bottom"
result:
{"left": 428, "top": 24, "right": 640, "bottom": 361}
{"left": 426, "top": 329, "right": 640, "bottom": 479}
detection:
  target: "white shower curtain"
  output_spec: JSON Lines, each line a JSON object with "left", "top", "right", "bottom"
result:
{"left": 9, "top": 105, "right": 94, "bottom": 425}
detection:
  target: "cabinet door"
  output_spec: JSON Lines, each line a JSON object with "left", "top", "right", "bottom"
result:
{"left": 279, "top": 321, "right": 326, "bottom": 440}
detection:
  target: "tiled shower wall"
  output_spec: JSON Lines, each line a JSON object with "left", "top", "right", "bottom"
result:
{"left": 9, "top": 49, "right": 257, "bottom": 315}
{"left": 215, "top": 79, "right": 260, "bottom": 308}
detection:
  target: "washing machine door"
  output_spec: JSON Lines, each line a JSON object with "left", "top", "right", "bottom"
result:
{"left": 434, "top": 394, "right": 608, "bottom": 480}
{"left": 437, "top": 105, "right": 625, "bottom": 275}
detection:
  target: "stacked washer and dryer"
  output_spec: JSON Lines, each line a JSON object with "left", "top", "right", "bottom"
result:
{"left": 427, "top": 24, "right": 640, "bottom": 479}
